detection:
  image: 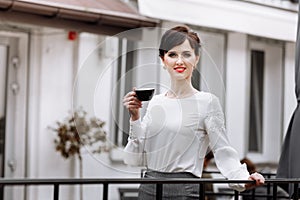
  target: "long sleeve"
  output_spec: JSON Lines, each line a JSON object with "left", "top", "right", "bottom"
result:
{"left": 204, "top": 95, "right": 249, "bottom": 192}
{"left": 123, "top": 105, "right": 151, "bottom": 166}
{"left": 123, "top": 119, "right": 145, "bottom": 166}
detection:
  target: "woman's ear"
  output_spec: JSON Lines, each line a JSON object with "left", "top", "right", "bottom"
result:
{"left": 195, "top": 55, "right": 200, "bottom": 65}
{"left": 160, "top": 56, "right": 164, "bottom": 62}
{"left": 160, "top": 56, "right": 165, "bottom": 65}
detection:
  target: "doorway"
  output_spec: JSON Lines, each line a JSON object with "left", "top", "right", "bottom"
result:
{"left": 0, "top": 31, "right": 28, "bottom": 199}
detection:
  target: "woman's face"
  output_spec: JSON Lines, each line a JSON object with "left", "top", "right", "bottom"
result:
{"left": 162, "top": 39, "right": 199, "bottom": 81}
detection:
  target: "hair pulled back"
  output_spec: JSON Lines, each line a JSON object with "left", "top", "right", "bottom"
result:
{"left": 159, "top": 25, "right": 201, "bottom": 58}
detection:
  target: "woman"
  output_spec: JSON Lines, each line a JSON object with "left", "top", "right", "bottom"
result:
{"left": 123, "top": 25, "right": 264, "bottom": 199}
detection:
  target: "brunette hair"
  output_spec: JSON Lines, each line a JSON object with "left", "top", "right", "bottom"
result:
{"left": 240, "top": 157, "right": 257, "bottom": 174}
{"left": 203, "top": 150, "right": 214, "bottom": 169}
{"left": 159, "top": 25, "right": 201, "bottom": 58}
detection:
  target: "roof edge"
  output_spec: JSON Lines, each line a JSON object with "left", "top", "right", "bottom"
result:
{"left": 0, "top": 0, "right": 158, "bottom": 28}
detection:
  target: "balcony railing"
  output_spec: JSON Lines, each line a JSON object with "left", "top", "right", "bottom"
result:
{"left": 0, "top": 177, "right": 299, "bottom": 200}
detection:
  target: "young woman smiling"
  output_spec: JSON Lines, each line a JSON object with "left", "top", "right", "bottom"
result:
{"left": 123, "top": 25, "right": 264, "bottom": 199}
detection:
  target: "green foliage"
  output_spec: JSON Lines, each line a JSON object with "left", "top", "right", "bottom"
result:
{"left": 49, "top": 108, "right": 108, "bottom": 160}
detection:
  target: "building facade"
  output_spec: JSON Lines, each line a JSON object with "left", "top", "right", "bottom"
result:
{"left": 0, "top": 0, "right": 298, "bottom": 199}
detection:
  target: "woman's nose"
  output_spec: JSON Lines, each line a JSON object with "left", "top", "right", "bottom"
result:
{"left": 176, "top": 56, "right": 184, "bottom": 65}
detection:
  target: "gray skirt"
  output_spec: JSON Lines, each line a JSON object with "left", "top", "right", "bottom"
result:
{"left": 138, "top": 170, "right": 200, "bottom": 200}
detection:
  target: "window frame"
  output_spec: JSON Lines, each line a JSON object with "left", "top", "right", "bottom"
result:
{"left": 246, "top": 38, "right": 284, "bottom": 163}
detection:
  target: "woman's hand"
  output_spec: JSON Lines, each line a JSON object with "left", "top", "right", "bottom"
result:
{"left": 123, "top": 88, "right": 142, "bottom": 121}
{"left": 245, "top": 172, "right": 265, "bottom": 190}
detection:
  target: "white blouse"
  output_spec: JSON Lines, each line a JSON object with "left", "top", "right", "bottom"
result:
{"left": 123, "top": 91, "right": 249, "bottom": 191}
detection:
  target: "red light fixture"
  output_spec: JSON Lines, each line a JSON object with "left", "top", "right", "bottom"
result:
{"left": 68, "top": 31, "right": 77, "bottom": 41}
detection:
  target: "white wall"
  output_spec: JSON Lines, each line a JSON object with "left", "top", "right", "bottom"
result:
{"left": 27, "top": 27, "right": 79, "bottom": 200}
{"left": 26, "top": 28, "right": 136, "bottom": 200}
{"left": 139, "top": 0, "right": 298, "bottom": 42}
{"left": 197, "top": 30, "right": 226, "bottom": 109}
{"left": 135, "top": 28, "right": 161, "bottom": 90}
{"left": 225, "top": 32, "right": 248, "bottom": 157}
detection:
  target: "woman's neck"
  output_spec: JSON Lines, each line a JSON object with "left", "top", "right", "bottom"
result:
{"left": 167, "top": 81, "right": 197, "bottom": 99}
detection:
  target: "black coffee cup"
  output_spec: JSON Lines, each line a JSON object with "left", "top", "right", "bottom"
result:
{"left": 135, "top": 88, "right": 155, "bottom": 101}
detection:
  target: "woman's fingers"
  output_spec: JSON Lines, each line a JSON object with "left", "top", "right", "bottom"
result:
{"left": 245, "top": 172, "right": 265, "bottom": 190}
{"left": 123, "top": 91, "right": 135, "bottom": 100}
{"left": 123, "top": 90, "right": 142, "bottom": 118}
{"left": 250, "top": 172, "right": 265, "bottom": 184}
{"left": 123, "top": 95, "right": 141, "bottom": 107}
{"left": 124, "top": 101, "right": 142, "bottom": 109}
{"left": 123, "top": 90, "right": 142, "bottom": 121}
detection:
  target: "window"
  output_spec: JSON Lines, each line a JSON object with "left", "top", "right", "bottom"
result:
{"left": 248, "top": 50, "right": 264, "bottom": 153}
{"left": 247, "top": 40, "right": 283, "bottom": 162}
{"left": 110, "top": 38, "right": 135, "bottom": 147}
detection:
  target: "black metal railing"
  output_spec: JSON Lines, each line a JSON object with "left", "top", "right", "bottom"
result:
{"left": 0, "top": 178, "right": 299, "bottom": 200}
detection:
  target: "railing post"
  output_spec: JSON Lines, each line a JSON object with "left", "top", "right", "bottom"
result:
{"left": 293, "top": 183, "right": 299, "bottom": 200}
{"left": 199, "top": 183, "right": 205, "bottom": 200}
{"left": 156, "top": 183, "right": 162, "bottom": 200}
{"left": 272, "top": 183, "right": 277, "bottom": 200}
{"left": 53, "top": 183, "right": 59, "bottom": 200}
{"left": 267, "top": 174, "right": 271, "bottom": 200}
{"left": 102, "top": 183, "right": 108, "bottom": 200}
{"left": 251, "top": 189, "right": 255, "bottom": 200}
{"left": 267, "top": 183, "right": 271, "bottom": 200}
{"left": 0, "top": 185, "right": 3, "bottom": 200}
{"left": 234, "top": 190, "right": 239, "bottom": 200}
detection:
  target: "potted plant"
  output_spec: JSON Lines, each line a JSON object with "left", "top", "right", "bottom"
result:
{"left": 49, "top": 108, "right": 108, "bottom": 200}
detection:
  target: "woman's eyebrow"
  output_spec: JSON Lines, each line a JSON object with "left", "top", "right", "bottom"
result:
{"left": 168, "top": 50, "right": 192, "bottom": 54}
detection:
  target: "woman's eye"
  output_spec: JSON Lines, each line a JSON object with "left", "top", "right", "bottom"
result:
{"left": 183, "top": 53, "right": 191, "bottom": 58}
{"left": 168, "top": 53, "right": 177, "bottom": 58}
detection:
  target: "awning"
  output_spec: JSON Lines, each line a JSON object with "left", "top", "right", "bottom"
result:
{"left": 138, "top": 0, "right": 298, "bottom": 42}
{"left": 0, "top": 0, "right": 158, "bottom": 36}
